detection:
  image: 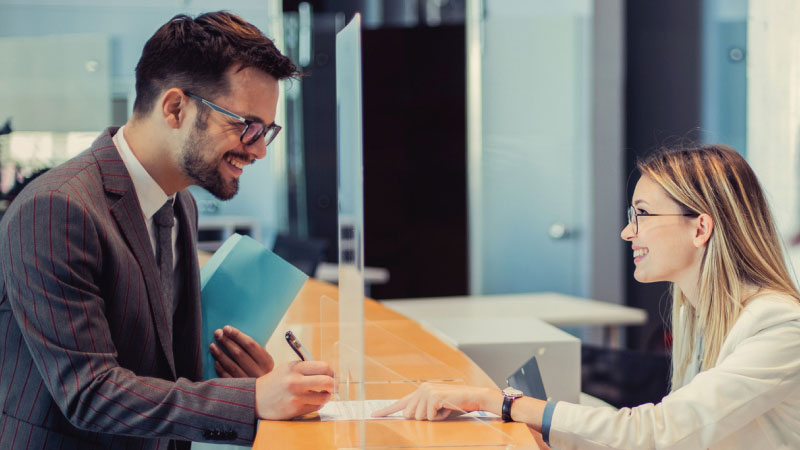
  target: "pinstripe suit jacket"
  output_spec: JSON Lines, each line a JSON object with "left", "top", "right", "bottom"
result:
{"left": 0, "top": 128, "right": 257, "bottom": 449}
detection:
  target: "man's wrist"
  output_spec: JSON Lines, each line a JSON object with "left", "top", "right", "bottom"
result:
{"left": 254, "top": 374, "right": 267, "bottom": 419}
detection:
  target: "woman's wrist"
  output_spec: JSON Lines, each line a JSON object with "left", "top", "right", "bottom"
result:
{"left": 474, "top": 387, "right": 546, "bottom": 430}
{"left": 475, "top": 387, "right": 546, "bottom": 431}
{"left": 477, "top": 387, "right": 505, "bottom": 415}
{"left": 511, "top": 396, "right": 546, "bottom": 431}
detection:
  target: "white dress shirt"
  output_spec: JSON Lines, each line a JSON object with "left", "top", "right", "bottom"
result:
{"left": 112, "top": 126, "right": 180, "bottom": 310}
{"left": 548, "top": 293, "right": 800, "bottom": 449}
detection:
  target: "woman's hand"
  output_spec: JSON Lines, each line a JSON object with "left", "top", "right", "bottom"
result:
{"left": 372, "top": 383, "right": 496, "bottom": 421}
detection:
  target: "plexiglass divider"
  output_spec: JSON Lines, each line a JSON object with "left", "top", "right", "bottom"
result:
{"left": 333, "top": 13, "right": 534, "bottom": 449}
{"left": 336, "top": 11, "right": 367, "bottom": 443}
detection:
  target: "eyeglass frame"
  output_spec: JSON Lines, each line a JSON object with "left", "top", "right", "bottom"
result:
{"left": 185, "top": 92, "right": 281, "bottom": 147}
{"left": 627, "top": 205, "right": 700, "bottom": 235}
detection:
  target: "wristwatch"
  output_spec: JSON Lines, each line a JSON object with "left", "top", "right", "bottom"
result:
{"left": 501, "top": 387, "right": 523, "bottom": 422}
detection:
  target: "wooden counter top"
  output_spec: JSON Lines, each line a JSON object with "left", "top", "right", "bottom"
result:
{"left": 253, "top": 279, "right": 543, "bottom": 449}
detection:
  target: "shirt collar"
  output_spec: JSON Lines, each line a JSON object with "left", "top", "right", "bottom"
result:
{"left": 112, "top": 125, "right": 173, "bottom": 220}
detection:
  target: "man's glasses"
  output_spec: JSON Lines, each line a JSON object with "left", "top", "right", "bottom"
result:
{"left": 185, "top": 92, "right": 281, "bottom": 147}
{"left": 627, "top": 205, "right": 699, "bottom": 235}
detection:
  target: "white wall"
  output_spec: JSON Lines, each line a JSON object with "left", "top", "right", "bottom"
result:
{"left": 0, "top": 34, "right": 111, "bottom": 132}
{"left": 0, "top": 0, "right": 289, "bottom": 241}
{"left": 747, "top": 0, "right": 800, "bottom": 239}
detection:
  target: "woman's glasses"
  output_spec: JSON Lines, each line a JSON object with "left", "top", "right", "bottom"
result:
{"left": 627, "top": 205, "right": 699, "bottom": 235}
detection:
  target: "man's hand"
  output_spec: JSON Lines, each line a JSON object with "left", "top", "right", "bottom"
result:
{"left": 255, "top": 361, "right": 335, "bottom": 420}
{"left": 210, "top": 325, "right": 274, "bottom": 378}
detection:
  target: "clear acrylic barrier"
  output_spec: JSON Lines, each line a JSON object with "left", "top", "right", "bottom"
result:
{"left": 320, "top": 295, "right": 532, "bottom": 449}
{"left": 336, "top": 9, "right": 366, "bottom": 421}
{"left": 333, "top": 12, "right": 534, "bottom": 449}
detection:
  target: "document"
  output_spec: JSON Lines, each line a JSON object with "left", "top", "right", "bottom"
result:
{"left": 200, "top": 233, "right": 308, "bottom": 380}
{"left": 318, "top": 400, "right": 499, "bottom": 421}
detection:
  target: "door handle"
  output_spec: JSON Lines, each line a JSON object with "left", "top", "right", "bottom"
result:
{"left": 548, "top": 222, "right": 571, "bottom": 240}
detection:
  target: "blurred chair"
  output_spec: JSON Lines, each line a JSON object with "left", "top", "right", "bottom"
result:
{"left": 0, "top": 118, "right": 11, "bottom": 135}
{"left": 581, "top": 345, "right": 670, "bottom": 409}
{"left": 271, "top": 234, "right": 328, "bottom": 277}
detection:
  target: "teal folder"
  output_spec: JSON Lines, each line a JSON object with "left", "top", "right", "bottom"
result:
{"left": 200, "top": 233, "right": 308, "bottom": 380}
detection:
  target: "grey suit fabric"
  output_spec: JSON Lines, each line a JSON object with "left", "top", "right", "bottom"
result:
{"left": 0, "top": 128, "right": 257, "bottom": 449}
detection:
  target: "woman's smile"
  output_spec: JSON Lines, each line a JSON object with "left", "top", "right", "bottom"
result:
{"left": 633, "top": 246, "right": 649, "bottom": 264}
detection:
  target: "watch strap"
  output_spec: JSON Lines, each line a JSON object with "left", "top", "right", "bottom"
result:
{"left": 501, "top": 394, "right": 516, "bottom": 422}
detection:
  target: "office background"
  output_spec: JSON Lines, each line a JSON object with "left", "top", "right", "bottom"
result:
{"left": 1, "top": 0, "right": 798, "bottom": 400}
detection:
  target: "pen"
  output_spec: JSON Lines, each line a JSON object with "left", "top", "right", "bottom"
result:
{"left": 285, "top": 331, "right": 314, "bottom": 361}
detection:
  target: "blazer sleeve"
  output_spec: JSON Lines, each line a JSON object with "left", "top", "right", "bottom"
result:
{"left": 0, "top": 190, "right": 257, "bottom": 445}
{"left": 547, "top": 311, "right": 800, "bottom": 450}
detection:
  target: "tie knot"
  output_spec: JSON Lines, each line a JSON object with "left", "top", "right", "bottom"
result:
{"left": 154, "top": 200, "right": 175, "bottom": 228}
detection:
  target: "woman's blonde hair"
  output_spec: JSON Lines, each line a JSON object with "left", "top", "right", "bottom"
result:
{"left": 636, "top": 144, "right": 800, "bottom": 387}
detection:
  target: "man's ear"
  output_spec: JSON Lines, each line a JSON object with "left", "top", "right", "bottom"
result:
{"left": 692, "top": 213, "right": 714, "bottom": 248}
{"left": 160, "top": 88, "right": 190, "bottom": 130}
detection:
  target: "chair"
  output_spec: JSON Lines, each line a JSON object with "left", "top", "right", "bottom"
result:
{"left": 271, "top": 234, "right": 328, "bottom": 277}
{"left": 581, "top": 345, "right": 670, "bottom": 409}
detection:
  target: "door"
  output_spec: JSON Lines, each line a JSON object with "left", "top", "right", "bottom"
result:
{"left": 468, "top": 0, "right": 593, "bottom": 296}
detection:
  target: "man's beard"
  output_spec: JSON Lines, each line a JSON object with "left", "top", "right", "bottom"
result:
{"left": 180, "top": 123, "right": 239, "bottom": 201}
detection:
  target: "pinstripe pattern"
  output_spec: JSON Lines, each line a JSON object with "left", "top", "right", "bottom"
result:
{"left": 0, "top": 128, "right": 257, "bottom": 449}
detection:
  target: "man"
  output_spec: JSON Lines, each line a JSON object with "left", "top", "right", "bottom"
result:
{"left": 0, "top": 12, "right": 333, "bottom": 449}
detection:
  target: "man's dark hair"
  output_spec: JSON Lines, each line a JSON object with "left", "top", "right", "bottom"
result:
{"left": 133, "top": 11, "right": 297, "bottom": 115}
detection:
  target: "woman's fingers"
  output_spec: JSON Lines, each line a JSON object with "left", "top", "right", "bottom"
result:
{"left": 404, "top": 395, "right": 421, "bottom": 419}
{"left": 373, "top": 394, "right": 412, "bottom": 417}
{"left": 428, "top": 398, "right": 440, "bottom": 421}
{"left": 372, "top": 383, "right": 477, "bottom": 421}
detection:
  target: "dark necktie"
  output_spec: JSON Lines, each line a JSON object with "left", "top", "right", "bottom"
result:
{"left": 154, "top": 200, "right": 175, "bottom": 316}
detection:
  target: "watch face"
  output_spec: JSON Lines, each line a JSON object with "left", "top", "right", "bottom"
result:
{"left": 503, "top": 387, "right": 523, "bottom": 398}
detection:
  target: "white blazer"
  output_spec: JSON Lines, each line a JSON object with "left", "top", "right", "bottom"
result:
{"left": 548, "top": 294, "right": 800, "bottom": 449}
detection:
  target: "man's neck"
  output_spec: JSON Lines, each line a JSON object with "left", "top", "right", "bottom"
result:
{"left": 122, "top": 119, "right": 188, "bottom": 196}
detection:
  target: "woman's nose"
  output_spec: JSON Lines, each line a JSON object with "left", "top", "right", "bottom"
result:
{"left": 620, "top": 221, "right": 635, "bottom": 241}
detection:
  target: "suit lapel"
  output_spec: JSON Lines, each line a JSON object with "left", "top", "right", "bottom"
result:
{"left": 93, "top": 128, "right": 177, "bottom": 378}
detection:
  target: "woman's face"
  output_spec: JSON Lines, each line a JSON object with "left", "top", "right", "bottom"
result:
{"left": 620, "top": 176, "right": 701, "bottom": 285}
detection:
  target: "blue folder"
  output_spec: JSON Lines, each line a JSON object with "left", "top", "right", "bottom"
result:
{"left": 200, "top": 233, "right": 308, "bottom": 380}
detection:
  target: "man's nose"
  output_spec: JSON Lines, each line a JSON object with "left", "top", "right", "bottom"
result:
{"left": 243, "top": 140, "right": 267, "bottom": 161}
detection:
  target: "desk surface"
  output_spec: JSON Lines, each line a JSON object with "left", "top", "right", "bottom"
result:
{"left": 383, "top": 292, "right": 647, "bottom": 328}
{"left": 253, "top": 279, "right": 542, "bottom": 449}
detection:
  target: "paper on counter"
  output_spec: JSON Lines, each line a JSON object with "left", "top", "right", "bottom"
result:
{"left": 200, "top": 233, "right": 308, "bottom": 380}
{"left": 318, "top": 400, "right": 499, "bottom": 421}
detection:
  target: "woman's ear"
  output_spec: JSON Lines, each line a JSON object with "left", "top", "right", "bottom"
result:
{"left": 692, "top": 213, "right": 714, "bottom": 248}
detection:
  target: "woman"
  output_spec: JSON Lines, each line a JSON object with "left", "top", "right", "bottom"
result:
{"left": 374, "top": 145, "right": 800, "bottom": 449}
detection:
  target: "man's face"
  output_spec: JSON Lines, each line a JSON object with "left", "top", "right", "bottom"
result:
{"left": 179, "top": 66, "right": 280, "bottom": 200}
